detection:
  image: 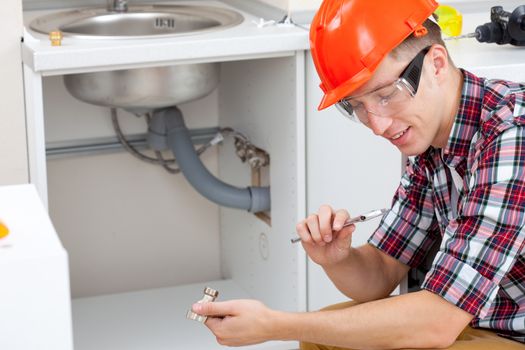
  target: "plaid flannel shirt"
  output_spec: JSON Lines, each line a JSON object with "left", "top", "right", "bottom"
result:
{"left": 369, "top": 70, "right": 525, "bottom": 342}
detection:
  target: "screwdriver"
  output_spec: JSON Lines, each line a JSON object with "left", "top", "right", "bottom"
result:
{"left": 291, "top": 208, "right": 389, "bottom": 244}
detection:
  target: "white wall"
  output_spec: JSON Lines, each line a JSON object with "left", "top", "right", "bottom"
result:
{"left": 255, "top": 0, "right": 525, "bottom": 15}
{"left": 1, "top": 0, "right": 28, "bottom": 185}
{"left": 43, "top": 76, "right": 223, "bottom": 298}
{"left": 257, "top": 0, "right": 320, "bottom": 11}
{"left": 20, "top": 0, "right": 525, "bottom": 12}
{"left": 20, "top": 0, "right": 316, "bottom": 12}
{"left": 288, "top": 0, "right": 320, "bottom": 11}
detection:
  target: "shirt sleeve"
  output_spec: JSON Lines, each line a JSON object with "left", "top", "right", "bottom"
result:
{"left": 368, "top": 154, "right": 439, "bottom": 268}
{"left": 422, "top": 125, "right": 525, "bottom": 318}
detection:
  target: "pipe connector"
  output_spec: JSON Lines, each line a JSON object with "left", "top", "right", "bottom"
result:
{"left": 248, "top": 186, "right": 271, "bottom": 213}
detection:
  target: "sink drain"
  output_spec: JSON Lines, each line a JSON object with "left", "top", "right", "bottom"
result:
{"left": 154, "top": 17, "right": 176, "bottom": 29}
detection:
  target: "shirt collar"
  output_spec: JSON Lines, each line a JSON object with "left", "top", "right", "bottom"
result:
{"left": 441, "top": 70, "right": 484, "bottom": 167}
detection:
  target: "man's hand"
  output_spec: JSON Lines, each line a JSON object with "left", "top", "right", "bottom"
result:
{"left": 192, "top": 299, "right": 277, "bottom": 346}
{"left": 296, "top": 205, "right": 356, "bottom": 266}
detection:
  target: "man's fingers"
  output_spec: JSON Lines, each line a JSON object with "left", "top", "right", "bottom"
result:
{"left": 334, "top": 225, "right": 354, "bottom": 250}
{"left": 204, "top": 315, "right": 222, "bottom": 329}
{"left": 295, "top": 221, "right": 313, "bottom": 243}
{"left": 332, "top": 209, "right": 350, "bottom": 231}
{"left": 305, "top": 214, "right": 324, "bottom": 244}
{"left": 193, "top": 301, "right": 234, "bottom": 317}
{"left": 318, "top": 205, "right": 334, "bottom": 242}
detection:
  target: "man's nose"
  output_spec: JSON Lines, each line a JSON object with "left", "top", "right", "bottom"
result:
{"left": 366, "top": 112, "right": 393, "bottom": 136}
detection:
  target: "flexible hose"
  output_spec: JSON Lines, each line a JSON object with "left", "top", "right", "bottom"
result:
{"left": 149, "top": 106, "right": 271, "bottom": 213}
{"left": 111, "top": 108, "right": 210, "bottom": 174}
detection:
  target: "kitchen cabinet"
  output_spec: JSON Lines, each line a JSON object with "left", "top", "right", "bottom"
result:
{"left": 19, "top": 1, "right": 525, "bottom": 348}
{"left": 22, "top": 1, "right": 309, "bottom": 349}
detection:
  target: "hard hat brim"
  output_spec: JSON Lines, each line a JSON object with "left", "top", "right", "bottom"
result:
{"left": 317, "top": 65, "right": 374, "bottom": 111}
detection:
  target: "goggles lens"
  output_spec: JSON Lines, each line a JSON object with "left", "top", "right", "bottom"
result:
{"left": 337, "top": 81, "right": 413, "bottom": 124}
{"left": 336, "top": 46, "right": 430, "bottom": 124}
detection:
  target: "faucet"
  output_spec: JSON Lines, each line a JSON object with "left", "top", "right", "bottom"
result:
{"left": 107, "top": 0, "right": 128, "bottom": 12}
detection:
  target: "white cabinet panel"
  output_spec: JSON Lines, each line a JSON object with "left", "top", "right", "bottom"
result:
{"left": 305, "top": 53, "right": 403, "bottom": 311}
{"left": 218, "top": 55, "right": 307, "bottom": 312}
{"left": 1, "top": 0, "right": 27, "bottom": 184}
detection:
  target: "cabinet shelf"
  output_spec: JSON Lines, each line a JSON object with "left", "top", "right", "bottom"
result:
{"left": 72, "top": 279, "right": 298, "bottom": 350}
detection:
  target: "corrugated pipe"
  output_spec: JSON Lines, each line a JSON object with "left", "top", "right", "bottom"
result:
{"left": 147, "top": 106, "right": 271, "bottom": 213}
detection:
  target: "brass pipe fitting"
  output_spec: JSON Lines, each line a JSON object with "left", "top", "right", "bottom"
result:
{"left": 186, "top": 287, "right": 219, "bottom": 323}
{"left": 49, "top": 30, "right": 63, "bottom": 46}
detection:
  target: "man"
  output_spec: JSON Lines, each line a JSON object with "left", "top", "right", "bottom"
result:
{"left": 191, "top": 0, "right": 525, "bottom": 348}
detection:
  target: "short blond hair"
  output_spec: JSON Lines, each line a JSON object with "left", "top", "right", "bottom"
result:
{"left": 390, "top": 19, "right": 448, "bottom": 61}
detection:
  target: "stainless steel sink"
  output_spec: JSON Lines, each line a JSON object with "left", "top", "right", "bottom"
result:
{"left": 29, "top": 5, "right": 244, "bottom": 110}
{"left": 29, "top": 5, "right": 244, "bottom": 39}
{"left": 63, "top": 63, "right": 220, "bottom": 111}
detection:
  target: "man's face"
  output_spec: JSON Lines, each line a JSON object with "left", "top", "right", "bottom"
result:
{"left": 346, "top": 51, "right": 446, "bottom": 156}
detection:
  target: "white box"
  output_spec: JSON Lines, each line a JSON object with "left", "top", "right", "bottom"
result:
{"left": 0, "top": 184, "right": 72, "bottom": 350}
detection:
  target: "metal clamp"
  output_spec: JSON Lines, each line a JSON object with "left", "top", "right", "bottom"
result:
{"left": 234, "top": 136, "right": 270, "bottom": 170}
{"left": 186, "top": 287, "right": 219, "bottom": 323}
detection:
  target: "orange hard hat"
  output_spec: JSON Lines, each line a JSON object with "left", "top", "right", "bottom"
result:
{"left": 310, "top": 0, "right": 439, "bottom": 110}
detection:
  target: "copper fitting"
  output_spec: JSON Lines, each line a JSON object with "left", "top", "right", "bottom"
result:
{"left": 49, "top": 30, "right": 63, "bottom": 46}
{"left": 186, "top": 287, "right": 219, "bottom": 323}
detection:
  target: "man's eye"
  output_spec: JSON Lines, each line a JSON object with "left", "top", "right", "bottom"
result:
{"left": 351, "top": 101, "right": 364, "bottom": 110}
{"left": 379, "top": 96, "right": 390, "bottom": 106}
{"left": 378, "top": 90, "right": 396, "bottom": 105}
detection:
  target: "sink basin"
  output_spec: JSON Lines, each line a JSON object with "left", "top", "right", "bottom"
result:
{"left": 63, "top": 63, "right": 220, "bottom": 111}
{"left": 29, "top": 5, "right": 244, "bottom": 39}
{"left": 29, "top": 5, "right": 244, "bottom": 110}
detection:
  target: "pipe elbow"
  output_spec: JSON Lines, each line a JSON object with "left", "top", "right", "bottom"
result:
{"left": 152, "top": 106, "right": 271, "bottom": 213}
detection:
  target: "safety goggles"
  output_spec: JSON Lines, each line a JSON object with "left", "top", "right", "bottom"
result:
{"left": 336, "top": 46, "right": 431, "bottom": 124}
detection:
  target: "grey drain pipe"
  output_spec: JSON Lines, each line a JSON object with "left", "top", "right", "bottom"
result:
{"left": 147, "top": 106, "right": 270, "bottom": 213}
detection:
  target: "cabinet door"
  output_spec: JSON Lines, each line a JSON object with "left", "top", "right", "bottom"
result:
{"left": 305, "top": 52, "right": 403, "bottom": 311}
{"left": 1, "top": 0, "right": 27, "bottom": 184}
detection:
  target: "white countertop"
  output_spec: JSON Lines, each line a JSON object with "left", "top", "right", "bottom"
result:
{"left": 22, "top": 3, "right": 525, "bottom": 78}
{"left": 22, "top": 0, "right": 310, "bottom": 76}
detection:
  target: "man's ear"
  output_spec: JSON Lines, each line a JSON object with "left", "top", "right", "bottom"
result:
{"left": 428, "top": 45, "right": 449, "bottom": 83}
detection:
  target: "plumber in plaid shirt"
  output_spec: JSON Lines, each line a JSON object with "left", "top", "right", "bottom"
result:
{"left": 191, "top": 2, "right": 525, "bottom": 349}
